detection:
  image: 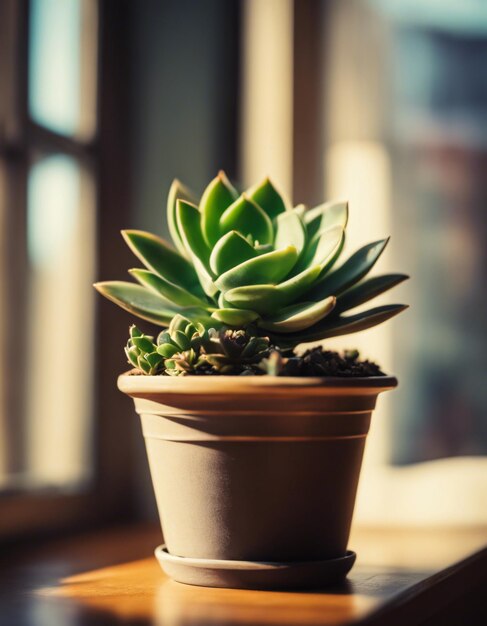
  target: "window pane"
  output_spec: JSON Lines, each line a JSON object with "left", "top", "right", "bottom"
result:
{"left": 29, "top": 0, "right": 97, "bottom": 138}
{"left": 319, "top": 1, "right": 487, "bottom": 469}
{"left": 390, "top": 27, "right": 487, "bottom": 464}
{"left": 26, "top": 154, "right": 95, "bottom": 487}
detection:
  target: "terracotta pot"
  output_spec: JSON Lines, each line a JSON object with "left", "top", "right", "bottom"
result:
{"left": 118, "top": 374, "right": 396, "bottom": 589}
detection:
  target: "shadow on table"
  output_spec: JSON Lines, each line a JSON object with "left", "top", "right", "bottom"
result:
{"left": 27, "top": 559, "right": 434, "bottom": 626}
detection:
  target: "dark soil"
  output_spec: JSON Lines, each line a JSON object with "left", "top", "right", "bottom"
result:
{"left": 275, "top": 347, "right": 385, "bottom": 377}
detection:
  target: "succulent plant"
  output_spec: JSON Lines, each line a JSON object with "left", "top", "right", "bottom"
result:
{"left": 125, "top": 325, "right": 164, "bottom": 375}
{"left": 198, "top": 328, "right": 270, "bottom": 374}
{"left": 156, "top": 314, "right": 206, "bottom": 376}
{"left": 123, "top": 314, "right": 271, "bottom": 376}
{"left": 95, "top": 171, "right": 408, "bottom": 348}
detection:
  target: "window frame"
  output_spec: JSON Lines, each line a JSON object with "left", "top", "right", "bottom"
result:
{"left": 0, "top": 0, "right": 135, "bottom": 540}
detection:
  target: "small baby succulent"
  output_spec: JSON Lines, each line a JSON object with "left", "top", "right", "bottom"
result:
{"left": 95, "top": 172, "right": 408, "bottom": 374}
{"left": 125, "top": 317, "right": 270, "bottom": 376}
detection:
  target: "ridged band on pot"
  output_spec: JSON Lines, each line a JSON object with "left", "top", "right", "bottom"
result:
{"left": 119, "top": 375, "right": 397, "bottom": 563}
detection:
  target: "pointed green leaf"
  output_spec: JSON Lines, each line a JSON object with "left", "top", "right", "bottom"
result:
{"left": 275, "top": 264, "right": 322, "bottom": 302}
{"left": 172, "top": 330, "right": 191, "bottom": 350}
{"left": 145, "top": 352, "right": 163, "bottom": 368}
{"left": 177, "top": 200, "right": 218, "bottom": 298}
{"left": 129, "top": 269, "right": 208, "bottom": 308}
{"left": 184, "top": 321, "right": 197, "bottom": 336}
{"left": 258, "top": 297, "right": 336, "bottom": 333}
{"left": 131, "top": 335, "right": 155, "bottom": 353}
{"left": 125, "top": 346, "right": 140, "bottom": 368}
{"left": 219, "top": 194, "right": 273, "bottom": 245}
{"left": 293, "top": 225, "right": 344, "bottom": 276}
{"left": 157, "top": 331, "right": 171, "bottom": 345}
{"left": 246, "top": 177, "right": 288, "bottom": 219}
{"left": 285, "top": 304, "right": 408, "bottom": 344}
{"left": 122, "top": 230, "right": 200, "bottom": 293}
{"left": 137, "top": 355, "right": 151, "bottom": 374}
{"left": 210, "top": 231, "right": 258, "bottom": 275}
{"left": 129, "top": 325, "right": 143, "bottom": 338}
{"left": 176, "top": 200, "right": 211, "bottom": 266}
{"left": 157, "top": 343, "right": 179, "bottom": 358}
{"left": 304, "top": 201, "right": 348, "bottom": 240}
{"left": 218, "top": 291, "right": 232, "bottom": 309}
{"left": 225, "top": 265, "right": 321, "bottom": 314}
{"left": 225, "top": 284, "right": 283, "bottom": 314}
{"left": 211, "top": 308, "right": 260, "bottom": 326}
{"left": 94, "top": 281, "right": 178, "bottom": 326}
{"left": 307, "top": 238, "right": 390, "bottom": 300}
{"left": 336, "top": 274, "right": 409, "bottom": 313}
{"left": 215, "top": 246, "right": 299, "bottom": 292}
{"left": 308, "top": 225, "right": 345, "bottom": 269}
{"left": 274, "top": 210, "right": 306, "bottom": 253}
{"left": 167, "top": 179, "right": 198, "bottom": 257}
{"left": 200, "top": 171, "right": 239, "bottom": 246}
{"left": 169, "top": 313, "right": 191, "bottom": 333}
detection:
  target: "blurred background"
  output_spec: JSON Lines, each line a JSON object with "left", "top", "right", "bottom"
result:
{"left": 0, "top": 0, "right": 486, "bottom": 538}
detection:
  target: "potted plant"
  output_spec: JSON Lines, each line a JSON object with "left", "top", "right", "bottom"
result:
{"left": 95, "top": 171, "right": 408, "bottom": 590}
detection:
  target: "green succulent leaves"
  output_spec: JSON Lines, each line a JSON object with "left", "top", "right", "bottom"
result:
{"left": 259, "top": 297, "right": 336, "bottom": 333}
{"left": 304, "top": 200, "right": 348, "bottom": 240}
{"left": 246, "top": 177, "right": 287, "bottom": 219}
{"left": 142, "top": 316, "right": 271, "bottom": 376}
{"left": 225, "top": 266, "right": 321, "bottom": 314}
{"left": 176, "top": 200, "right": 217, "bottom": 297}
{"left": 94, "top": 281, "right": 179, "bottom": 326}
{"left": 274, "top": 210, "right": 306, "bottom": 253}
{"left": 209, "top": 231, "right": 257, "bottom": 275}
{"left": 125, "top": 325, "right": 164, "bottom": 374}
{"left": 122, "top": 230, "right": 200, "bottom": 292}
{"left": 167, "top": 179, "right": 197, "bottom": 257}
{"left": 215, "top": 246, "right": 299, "bottom": 291}
{"left": 200, "top": 171, "right": 239, "bottom": 246}
{"left": 129, "top": 269, "right": 207, "bottom": 308}
{"left": 95, "top": 172, "right": 408, "bottom": 348}
{"left": 219, "top": 194, "right": 273, "bottom": 245}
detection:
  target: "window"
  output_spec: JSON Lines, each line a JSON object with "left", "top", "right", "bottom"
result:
{"left": 26, "top": 153, "right": 95, "bottom": 487}
{"left": 241, "top": 0, "right": 487, "bottom": 527}
{"left": 0, "top": 0, "right": 132, "bottom": 537}
{"left": 389, "top": 26, "right": 487, "bottom": 464}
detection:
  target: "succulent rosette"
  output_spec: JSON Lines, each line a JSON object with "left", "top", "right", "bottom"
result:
{"left": 95, "top": 171, "right": 407, "bottom": 348}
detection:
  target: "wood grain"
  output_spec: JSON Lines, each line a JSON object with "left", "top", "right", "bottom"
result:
{"left": 2, "top": 524, "right": 485, "bottom": 625}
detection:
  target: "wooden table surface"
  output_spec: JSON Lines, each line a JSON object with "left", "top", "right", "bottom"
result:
{"left": 1, "top": 523, "right": 486, "bottom": 625}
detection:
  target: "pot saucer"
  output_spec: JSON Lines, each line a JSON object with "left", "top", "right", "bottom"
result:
{"left": 155, "top": 545, "right": 356, "bottom": 590}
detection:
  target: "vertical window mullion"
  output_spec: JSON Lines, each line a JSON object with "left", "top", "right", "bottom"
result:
{"left": 0, "top": 0, "right": 30, "bottom": 478}
{"left": 22, "top": 0, "right": 99, "bottom": 491}
{"left": 1, "top": 0, "right": 29, "bottom": 143}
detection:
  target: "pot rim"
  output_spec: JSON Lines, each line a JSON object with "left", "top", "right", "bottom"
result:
{"left": 118, "top": 372, "right": 398, "bottom": 396}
